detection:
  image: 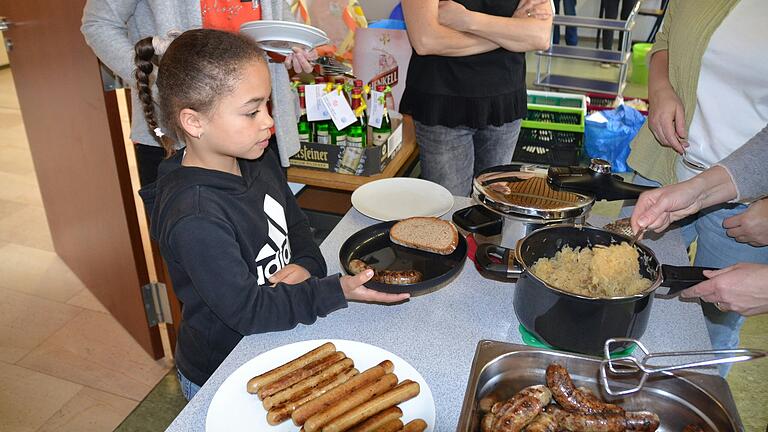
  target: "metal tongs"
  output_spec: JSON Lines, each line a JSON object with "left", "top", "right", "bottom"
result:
{"left": 313, "top": 56, "right": 352, "bottom": 76}
{"left": 268, "top": 56, "right": 353, "bottom": 76}
{"left": 599, "top": 338, "right": 767, "bottom": 396}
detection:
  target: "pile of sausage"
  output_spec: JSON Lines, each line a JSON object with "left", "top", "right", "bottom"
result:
{"left": 479, "top": 363, "right": 660, "bottom": 432}
{"left": 246, "top": 342, "right": 428, "bottom": 432}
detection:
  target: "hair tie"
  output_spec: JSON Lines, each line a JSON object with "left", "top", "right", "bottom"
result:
{"left": 154, "top": 127, "right": 165, "bottom": 138}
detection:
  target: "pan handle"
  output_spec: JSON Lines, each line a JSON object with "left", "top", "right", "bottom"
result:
{"left": 475, "top": 243, "right": 523, "bottom": 279}
{"left": 452, "top": 205, "right": 503, "bottom": 236}
{"left": 660, "top": 264, "right": 719, "bottom": 295}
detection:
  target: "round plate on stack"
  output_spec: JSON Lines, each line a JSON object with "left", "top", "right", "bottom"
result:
{"left": 239, "top": 20, "right": 330, "bottom": 55}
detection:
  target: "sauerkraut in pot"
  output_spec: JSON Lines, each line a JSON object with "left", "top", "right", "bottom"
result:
{"left": 530, "top": 243, "right": 653, "bottom": 297}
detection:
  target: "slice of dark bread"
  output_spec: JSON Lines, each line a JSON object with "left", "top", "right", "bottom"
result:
{"left": 389, "top": 217, "right": 459, "bottom": 255}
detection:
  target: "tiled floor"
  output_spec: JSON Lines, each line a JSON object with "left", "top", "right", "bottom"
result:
{"left": 1, "top": 45, "right": 767, "bottom": 431}
{"left": 0, "top": 67, "right": 173, "bottom": 431}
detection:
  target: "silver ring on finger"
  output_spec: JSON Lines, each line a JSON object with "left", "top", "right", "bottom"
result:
{"left": 527, "top": 10, "right": 532, "bottom": 17}
{"left": 715, "top": 301, "right": 725, "bottom": 311}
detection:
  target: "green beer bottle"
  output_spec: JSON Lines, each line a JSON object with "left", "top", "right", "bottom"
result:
{"left": 346, "top": 88, "right": 367, "bottom": 148}
{"left": 296, "top": 85, "right": 311, "bottom": 142}
{"left": 313, "top": 77, "right": 331, "bottom": 144}
{"left": 371, "top": 84, "right": 392, "bottom": 162}
{"left": 328, "top": 78, "right": 348, "bottom": 146}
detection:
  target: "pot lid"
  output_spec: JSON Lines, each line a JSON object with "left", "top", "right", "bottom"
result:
{"left": 473, "top": 164, "right": 594, "bottom": 220}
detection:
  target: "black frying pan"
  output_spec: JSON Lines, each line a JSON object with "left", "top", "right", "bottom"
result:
{"left": 339, "top": 220, "right": 468, "bottom": 294}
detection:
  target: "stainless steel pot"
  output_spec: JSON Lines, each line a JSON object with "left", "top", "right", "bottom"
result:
{"left": 454, "top": 164, "right": 594, "bottom": 248}
{"left": 453, "top": 161, "right": 654, "bottom": 248}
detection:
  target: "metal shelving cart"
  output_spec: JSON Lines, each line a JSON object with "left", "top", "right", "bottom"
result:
{"left": 535, "top": 1, "right": 641, "bottom": 96}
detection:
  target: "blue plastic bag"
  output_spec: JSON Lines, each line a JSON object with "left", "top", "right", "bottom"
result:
{"left": 389, "top": 3, "right": 404, "bottom": 21}
{"left": 584, "top": 104, "right": 645, "bottom": 173}
{"left": 369, "top": 19, "right": 406, "bottom": 30}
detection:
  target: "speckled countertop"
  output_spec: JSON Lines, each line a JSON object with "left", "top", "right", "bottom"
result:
{"left": 166, "top": 197, "right": 713, "bottom": 432}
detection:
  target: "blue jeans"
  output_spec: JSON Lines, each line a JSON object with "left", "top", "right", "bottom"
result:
{"left": 415, "top": 120, "right": 522, "bottom": 197}
{"left": 621, "top": 173, "right": 768, "bottom": 376}
{"left": 177, "top": 368, "right": 201, "bottom": 401}
{"left": 553, "top": 0, "right": 578, "bottom": 46}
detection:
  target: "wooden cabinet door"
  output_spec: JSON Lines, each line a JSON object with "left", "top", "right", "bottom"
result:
{"left": 0, "top": 0, "right": 163, "bottom": 358}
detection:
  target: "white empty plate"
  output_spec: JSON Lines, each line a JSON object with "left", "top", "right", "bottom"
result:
{"left": 352, "top": 178, "right": 455, "bottom": 221}
{"left": 205, "top": 339, "right": 436, "bottom": 431}
{"left": 240, "top": 20, "right": 330, "bottom": 55}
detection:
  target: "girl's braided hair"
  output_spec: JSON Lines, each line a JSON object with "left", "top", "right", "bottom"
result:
{"left": 134, "top": 29, "right": 265, "bottom": 157}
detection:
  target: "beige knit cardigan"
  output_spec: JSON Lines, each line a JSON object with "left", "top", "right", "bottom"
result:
{"left": 627, "top": 0, "right": 739, "bottom": 186}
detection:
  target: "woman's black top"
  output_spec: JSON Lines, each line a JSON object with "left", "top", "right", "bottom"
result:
{"left": 399, "top": 0, "right": 527, "bottom": 128}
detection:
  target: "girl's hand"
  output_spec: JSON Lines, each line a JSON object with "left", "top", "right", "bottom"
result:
{"left": 269, "top": 264, "right": 311, "bottom": 285}
{"left": 648, "top": 85, "right": 688, "bottom": 154}
{"left": 438, "top": 0, "right": 473, "bottom": 31}
{"left": 723, "top": 198, "right": 768, "bottom": 247}
{"left": 680, "top": 263, "right": 768, "bottom": 316}
{"left": 284, "top": 47, "right": 318, "bottom": 73}
{"left": 513, "top": 0, "right": 553, "bottom": 20}
{"left": 340, "top": 269, "right": 411, "bottom": 303}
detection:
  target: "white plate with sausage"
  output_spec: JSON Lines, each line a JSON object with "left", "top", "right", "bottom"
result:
{"left": 351, "top": 178, "right": 455, "bottom": 222}
{"left": 205, "top": 339, "right": 436, "bottom": 431}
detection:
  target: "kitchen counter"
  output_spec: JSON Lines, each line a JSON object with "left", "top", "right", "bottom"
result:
{"left": 166, "top": 196, "right": 714, "bottom": 431}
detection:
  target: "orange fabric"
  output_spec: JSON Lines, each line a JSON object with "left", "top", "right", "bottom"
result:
{"left": 201, "top": 0, "right": 262, "bottom": 33}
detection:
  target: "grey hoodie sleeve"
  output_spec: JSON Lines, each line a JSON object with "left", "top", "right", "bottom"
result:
{"left": 263, "top": 0, "right": 301, "bottom": 166}
{"left": 715, "top": 124, "right": 768, "bottom": 203}
{"left": 81, "top": 0, "right": 142, "bottom": 85}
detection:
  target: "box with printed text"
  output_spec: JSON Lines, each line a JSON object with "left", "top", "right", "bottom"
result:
{"left": 289, "top": 116, "right": 403, "bottom": 176}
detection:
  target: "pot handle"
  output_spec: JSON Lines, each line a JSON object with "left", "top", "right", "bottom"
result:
{"left": 660, "top": 264, "right": 719, "bottom": 295}
{"left": 452, "top": 205, "right": 503, "bottom": 236}
{"left": 475, "top": 243, "right": 523, "bottom": 279}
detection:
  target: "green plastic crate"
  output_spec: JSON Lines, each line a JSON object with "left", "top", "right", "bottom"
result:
{"left": 524, "top": 90, "right": 587, "bottom": 133}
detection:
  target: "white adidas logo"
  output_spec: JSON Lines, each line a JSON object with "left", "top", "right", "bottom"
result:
{"left": 255, "top": 194, "right": 292, "bottom": 285}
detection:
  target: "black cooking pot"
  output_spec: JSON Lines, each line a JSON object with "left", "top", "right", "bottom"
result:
{"left": 476, "top": 224, "right": 715, "bottom": 355}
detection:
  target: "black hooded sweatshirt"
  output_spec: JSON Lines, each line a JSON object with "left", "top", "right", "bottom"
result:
{"left": 140, "top": 148, "right": 347, "bottom": 386}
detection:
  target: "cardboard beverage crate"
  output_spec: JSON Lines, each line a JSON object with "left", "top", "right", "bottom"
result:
{"left": 289, "top": 116, "right": 403, "bottom": 176}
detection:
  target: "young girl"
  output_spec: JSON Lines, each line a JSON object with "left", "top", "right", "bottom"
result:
{"left": 134, "top": 29, "right": 409, "bottom": 400}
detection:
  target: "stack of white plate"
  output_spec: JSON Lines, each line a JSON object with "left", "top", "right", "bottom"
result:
{"left": 240, "top": 20, "right": 330, "bottom": 55}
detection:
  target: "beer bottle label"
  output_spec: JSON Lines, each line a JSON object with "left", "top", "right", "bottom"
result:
{"left": 347, "top": 135, "right": 364, "bottom": 147}
{"left": 332, "top": 135, "right": 347, "bottom": 146}
{"left": 316, "top": 131, "right": 331, "bottom": 144}
{"left": 372, "top": 131, "right": 390, "bottom": 147}
{"left": 299, "top": 132, "right": 310, "bottom": 141}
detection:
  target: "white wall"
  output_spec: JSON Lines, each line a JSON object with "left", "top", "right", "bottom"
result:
{"left": 358, "top": 0, "right": 400, "bottom": 21}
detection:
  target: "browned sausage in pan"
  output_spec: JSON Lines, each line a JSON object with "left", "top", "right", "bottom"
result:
{"left": 545, "top": 405, "right": 626, "bottom": 432}
{"left": 546, "top": 405, "right": 660, "bottom": 432}
{"left": 348, "top": 259, "right": 424, "bottom": 284}
{"left": 524, "top": 412, "right": 558, "bottom": 432}
{"left": 481, "top": 385, "right": 552, "bottom": 432}
{"left": 546, "top": 364, "right": 625, "bottom": 416}
{"left": 625, "top": 411, "right": 660, "bottom": 431}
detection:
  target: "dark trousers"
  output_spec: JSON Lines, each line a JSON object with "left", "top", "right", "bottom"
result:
{"left": 553, "top": 0, "right": 578, "bottom": 46}
{"left": 602, "top": 0, "right": 637, "bottom": 51}
{"left": 134, "top": 143, "right": 166, "bottom": 186}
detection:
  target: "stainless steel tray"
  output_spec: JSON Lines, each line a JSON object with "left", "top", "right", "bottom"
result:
{"left": 457, "top": 340, "right": 743, "bottom": 432}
